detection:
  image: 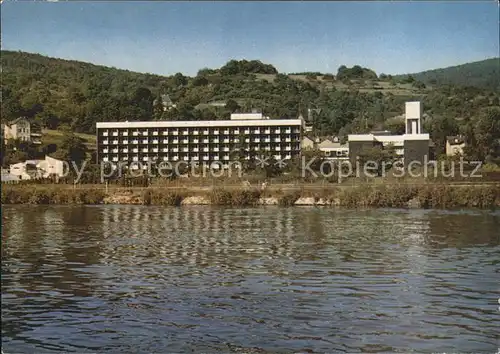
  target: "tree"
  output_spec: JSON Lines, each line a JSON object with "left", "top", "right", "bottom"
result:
{"left": 35, "top": 111, "right": 60, "bottom": 129}
{"left": 131, "top": 87, "right": 154, "bottom": 120}
{"left": 152, "top": 95, "right": 165, "bottom": 121}
{"left": 384, "top": 118, "right": 406, "bottom": 135}
{"left": 77, "top": 163, "right": 101, "bottom": 184}
{"left": 1, "top": 88, "right": 24, "bottom": 121}
{"left": 225, "top": 99, "right": 240, "bottom": 113}
{"left": 254, "top": 151, "right": 283, "bottom": 178}
{"left": 358, "top": 145, "right": 398, "bottom": 176}
{"left": 425, "top": 115, "right": 459, "bottom": 156}
{"left": 197, "top": 68, "right": 216, "bottom": 76}
{"left": 192, "top": 75, "right": 209, "bottom": 87}
{"left": 464, "top": 107, "right": 500, "bottom": 161}
{"left": 52, "top": 132, "right": 88, "bottom": 164}
{"left": 172, "top": 73, "right": 188, "bottom": 87}
{"left": 412, "top": 81, "right": 426, "bottom": 89}
{"left": 18, "top": 141, "right": 40, "bottom": 160}
{"left": 2, "top": 149, "right": 28, "bottom": 167}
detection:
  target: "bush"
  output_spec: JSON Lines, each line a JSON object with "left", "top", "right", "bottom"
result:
{"left": 151, "top": 190, "right": 185, "bottom": 206}
{"left": 1, "top": 186, "right": 105, "bottom": 205}
{"left": 142, "top": 190, "right": 152, "bottom": 205}
{"left": 209, "top": 188, "right": 261, "bottom": 206}
{"left": 277, "top": 190, "right": 301, "bottom": 206}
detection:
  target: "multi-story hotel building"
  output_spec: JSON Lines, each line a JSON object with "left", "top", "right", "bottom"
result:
{"left": 96, "top": 113, "right": 303, "bottom": 168}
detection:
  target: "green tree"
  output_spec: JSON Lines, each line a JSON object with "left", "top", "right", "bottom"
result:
{"left": 35, "top": 110, "right": 60, "bottom": 129}
{"left": 412, "top": 81, "right": 426, "bottom": 89}
{"left": 2, "top": 149, "right": 28, "bottom": 167}
{"left": 254, "top": 151, "right": 283, "bottom": 178}
{"left": 192, "top": 75, "right": 209, "bottom": 87}
{"left": 425, "top": 115, "right": 459, "bottom": 156}
{"left": 131, "top": 87, "right": 154, "bottom": 120}
{"left": 225, "top": 99, "right": 240, "bottom": 113}
{"left": 52, "top": 132, "right": 88, "bottom": 164}
{"left": 464, "top": 107, "right": 500, "bottom": 161}
{"left": 172, "top": 73, "right": 188, "bottom": 87}
{"left": 152, "top": 94, "right": 165, "bottom": 121}
{"left": 358, "top": 145, "right": 398, "bottom": 176}
{"left": 384, "top": 117, "right": 406, "bottom": 135}
{"left": 1, "top": 88, "right": 24, "bottom": 121}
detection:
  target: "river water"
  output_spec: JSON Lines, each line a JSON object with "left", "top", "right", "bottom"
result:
{"left": 1, "top": 205, "right": 499, "bottom": 353}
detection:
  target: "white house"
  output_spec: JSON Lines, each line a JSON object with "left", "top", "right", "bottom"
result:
{"left": 8, "top": 156, "right": 66, "bottom": 180}
{"left": 9, "top": 160, "right": 41, "bottom": 180}
{"left": 446, "top": 136, "right": 466, "bottom": 156}
{"left": 37, "top": 156, "right": 66, "bottom": 177}
{"left": 153, "top": 94, "right": 176, "bottom": 111}
{"left": 301, "top": 136, "right": 315, "bottom": 150}
{"left": 317, "top": 138, "right": 349, "bottom": 160}
{"left": 2, "top": 117, "right": 42, "bottom": 145}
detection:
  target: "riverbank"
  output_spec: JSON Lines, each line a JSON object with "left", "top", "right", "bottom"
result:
{"left": 2, "top": 183, "right": 500, "bottom": 209}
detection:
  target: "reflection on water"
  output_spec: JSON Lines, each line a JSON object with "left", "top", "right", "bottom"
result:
{"left": 2, "top": 206, "right": 500, "bottom": 353}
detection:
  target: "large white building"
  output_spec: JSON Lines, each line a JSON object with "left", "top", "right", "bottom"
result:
{"left": 348, "top": 101, "right": 431, "bottom": 167}
{"left": 96, "top": 113, "right": 303, "bottom": 168}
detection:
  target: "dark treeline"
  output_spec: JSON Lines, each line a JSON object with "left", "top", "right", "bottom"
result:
{"left": 395, "top": 58, "right": 500, "bottom": 92}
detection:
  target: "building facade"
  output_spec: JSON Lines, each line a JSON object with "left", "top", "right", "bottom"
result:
{"left": 348, "top": 101, "right": 431, "bottom": 167}
{"left": 2, "top": 117, "right": 42, "bottom": 145}
{"left": 301, "top": 136, "right": 315, "bottom": 150}
{"left": 96, "top": 114, "right": 303, "bottom": 168}
{"left": 317, "top": 138, "right": 349, "bottom": 160}
{"left": 446, "top": 136, "right": 466, "bottom": 156}
{"left": 8, "top": 156, "right": 65, "bottom": 181}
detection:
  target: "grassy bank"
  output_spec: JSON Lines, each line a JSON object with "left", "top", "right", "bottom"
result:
{"left": 1, "top": 186, "right": 106, "bottom": 205}
{"left": 2, "top": 184, "right": 499, "bottom": 209}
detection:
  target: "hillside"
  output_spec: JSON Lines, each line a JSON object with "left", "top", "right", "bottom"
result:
{"left": 1, "top": 50, "right": 499, "bottom": 150}
{"left": 396, "top": 58, "right": 500, "bottom": 91}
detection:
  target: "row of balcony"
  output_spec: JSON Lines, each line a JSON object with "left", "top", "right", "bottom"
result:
{"left": 100, "top": 128, "right": 299, "bottom": 137}
{"left": 102, "top": 154, "right": 293, "bottom": 163}
{"left": 101, "top": 137, "right": 296, "bottom": 145}
{"left": 101, "top": 145, "right": 295, "bottom": 154}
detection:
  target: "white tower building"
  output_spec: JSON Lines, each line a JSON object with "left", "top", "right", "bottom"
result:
{"left": 405, "top": 101, "right": 423, "bottom": 135}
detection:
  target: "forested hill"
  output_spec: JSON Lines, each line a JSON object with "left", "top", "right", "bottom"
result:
{"left": 396, "top": 58, "right": 500, "bottom": 92}
{"left": 2, "top": 50, "right": 499, "bottom": 157}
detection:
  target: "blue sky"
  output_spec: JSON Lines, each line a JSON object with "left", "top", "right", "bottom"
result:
{"left": 1, "top": 1, "right": 498, "bottom": 76}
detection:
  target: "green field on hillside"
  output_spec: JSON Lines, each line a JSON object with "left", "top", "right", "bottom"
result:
{"left": 42, "top": 129, "right": 96, "bottom": 150}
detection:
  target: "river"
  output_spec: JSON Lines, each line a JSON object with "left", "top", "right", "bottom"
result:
{"left": 1, "top": 205, "right": 499, "bottom": 353}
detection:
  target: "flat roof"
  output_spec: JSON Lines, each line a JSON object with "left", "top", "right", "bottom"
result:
{"left": 348, "top": 133, "right": 430, "bottom": 142}
{"left": 96, "top": 119, "right": 302, "bottom": 129}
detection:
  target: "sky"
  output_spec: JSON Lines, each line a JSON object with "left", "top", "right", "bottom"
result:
{"left": 1, "top": 1, "right": 499, "bottom": 77}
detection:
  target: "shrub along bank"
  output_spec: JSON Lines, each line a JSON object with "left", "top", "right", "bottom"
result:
{"left": 1, "top": 184, "right": 499, "bottom": 209}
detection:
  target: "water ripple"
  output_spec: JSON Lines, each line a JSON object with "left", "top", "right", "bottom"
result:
{"left": 2, "top": 205, "right": 500, "bottom": 353}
